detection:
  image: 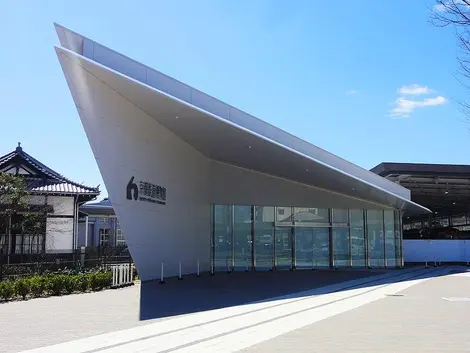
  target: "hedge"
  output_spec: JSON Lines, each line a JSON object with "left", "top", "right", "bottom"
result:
{"left": 0, "top": 271, "right": 113, "bottom": 302}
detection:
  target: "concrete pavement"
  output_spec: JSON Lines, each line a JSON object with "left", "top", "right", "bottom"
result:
{"left": 2, "top": 267, "right": 468, "bottom": 353}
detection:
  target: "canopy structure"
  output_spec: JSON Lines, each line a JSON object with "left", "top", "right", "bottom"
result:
{"left": 54, "top": 24, "right": 429, "bottom": 279}
{"left": 372, "top": 162, "right": 470, "bottom": 217}
{"left": 54, "top": 24, "right": 428, "bottom": 216}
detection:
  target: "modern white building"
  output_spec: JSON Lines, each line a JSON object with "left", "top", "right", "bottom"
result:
{"left": 54, "top": 24, "right": 430, "bottom": 281}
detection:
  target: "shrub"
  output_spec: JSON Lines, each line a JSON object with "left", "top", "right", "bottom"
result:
{"left": 30, "top": 277, "right": 46, "bottom": 298}
{"left": 48, "top": 275, "right": 67, "bottom": 296}
{"left": 89, "top": 272, "right": 112, "bottom": 291}
{"left": 0, "top": 281, "right": 15, "bottom": 301}
{"left": 77, "top": 274, "right": 89, "bottom": 292}
{"left": 101, "top": 272, "right": 113, "bottom": 288}
{"left": 65, "top": 275, "right": 83, "bottom": 294}
{"left": 89, "top": 273, "right": 102, "bottom": 291}
{"left": 0, "top": 269, "right": 113, "bottom": 302}
{"left": 14, "top": 278, "right": 31, "bottom": 300}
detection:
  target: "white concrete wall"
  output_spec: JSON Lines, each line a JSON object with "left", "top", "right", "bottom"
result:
{"left": 46, "top": 196, "right": 74, "bottom": 253}
{"left": 29, "top": 195, "right": 46, "bottom": 206}
{"left": 404, "top": 239, "right": 470, "bottom": 263}
{"left": 30, "top": 195, "right": 75, "bottom": 253}
{"left": 58, "top": 51, "right": 210, "bottom": 281}
{"left": 48, "top": 196, "right": 74, "bottom": 216}
{"left": 45, "top": 218, "right": 74, "bottom": 253}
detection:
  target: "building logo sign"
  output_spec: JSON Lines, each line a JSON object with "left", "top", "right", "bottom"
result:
{"left": 126, "top": 176, "right": 167, "bottom": 205}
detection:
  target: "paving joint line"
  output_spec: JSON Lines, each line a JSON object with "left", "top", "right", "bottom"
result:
{"left": 82, "top": 267, "right": 439, "bottom": 353}
{"left": 158, "top": 266, "right": 446, "bottom": 353}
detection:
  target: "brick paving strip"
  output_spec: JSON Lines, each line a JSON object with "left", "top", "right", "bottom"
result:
{"left": 15, "top": 266, "right": 449, "bottom": 353}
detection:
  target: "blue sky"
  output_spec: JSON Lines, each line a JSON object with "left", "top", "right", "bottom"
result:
{"left": 0, "top": 0, "right": 467, "bottom": 198}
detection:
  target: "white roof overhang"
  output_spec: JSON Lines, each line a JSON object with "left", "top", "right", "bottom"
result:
{"left": 54, "top": 27, "right": 430, "bottom": 216}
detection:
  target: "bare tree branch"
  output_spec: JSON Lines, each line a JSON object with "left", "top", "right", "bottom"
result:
{"left": 432, "top": 0, "right": 470, "bottom": 120}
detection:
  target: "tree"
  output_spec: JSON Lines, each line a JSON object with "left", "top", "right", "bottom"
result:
{"left": 0, "top": 173, "right": 47, "bottom": 279}
{"left": 0, "top": 173, "right": 29, "bottom": 254}
{"left": 432, "top": 1, "right": 470, "bottom": 116}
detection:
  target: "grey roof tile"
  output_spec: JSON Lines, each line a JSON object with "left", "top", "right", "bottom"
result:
{"left": 0, "top": 145, "right": 99, "bottom": 195}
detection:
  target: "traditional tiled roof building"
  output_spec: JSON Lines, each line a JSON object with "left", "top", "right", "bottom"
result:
{"left": 0, "top": 143, "right": 99, "bottom": 258}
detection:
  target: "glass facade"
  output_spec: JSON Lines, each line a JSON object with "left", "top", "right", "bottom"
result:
{"left": 254, "top": 206, "right": 275, "bottom": 270}
{"left": 212, "top": 204, "right": 403, "bottom": 271}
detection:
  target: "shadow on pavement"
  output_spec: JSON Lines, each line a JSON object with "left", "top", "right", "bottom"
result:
{"left": 139, "top": 266, "right": 455, "bottom": 321}
{"left": 139, "top": 269, "right": 387, "bottom": 320}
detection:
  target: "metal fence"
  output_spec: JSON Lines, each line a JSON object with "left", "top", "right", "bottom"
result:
{"left": 0, "top": 249, "right": 134, "bottom": 281}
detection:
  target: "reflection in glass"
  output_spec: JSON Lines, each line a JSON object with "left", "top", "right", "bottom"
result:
{"left": 295, "top": 228, "right": 313, "bottom": 269}
{"left": 293, "top": 208, "right": 329, "bottom": 224}
{"left": 394, "top": 210, "right": 402, "bottom": 267}
{"left": 213, "top": 205, "right": 232, "bottom": 271}
{"left": 332, "top": 209, "right": 350, "bottom": 267}
{"left": 275, "top": 227, "right": 293, "bottom": 270}
{"left": 276, "top": 207, "right": 293, "bottom": 224}
{"left": 439, "top": 216, "right": 449, "bottom": 227}
{"left": 384, "top": 210, "right": 396, "bottom": 267}
{"left": 212, "top": 204, "right": 402, "bottom": 272}
{"left": 333, "top": 227, "right": 350, "bottom": 267}
{"left": 233, "top": 205, "right": 253, "bottom": 271}
{"left": 452, "top": 214, "right": 467, "bottom": 226}
{"left": 313, "top": 228, "right": 330, "bottom": 267}
{"left": 254, "top": 206, "right": 274, "bottom": 270}
{"left": 367, "top": 210, "right": 384, "bottom": 267}
{"left": 332, "top": 209, "right": 349, "bottom": 224}
{"left": 350, "top": 209, "right": 365, "bottom": 267}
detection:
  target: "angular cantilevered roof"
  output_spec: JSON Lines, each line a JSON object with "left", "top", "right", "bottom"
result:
{"left": 54, "top": 24, "right": 430, "bottom": 215}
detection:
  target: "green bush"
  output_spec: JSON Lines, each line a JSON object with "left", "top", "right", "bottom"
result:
{"left": 0, "top": 281, "right": 15, "bottom": 301}
{"left": 14, "top": 278, "right": 31, "bottom": 300}
{"left": 30, "top": 277, "right": 46, "bottom": 298}
{"left": 89, "top": 273, "right": 102, "bottom": 291}
{"left": 64, "top": 275, "right": 79, "bottom": 294}
{"left": 77, "top": 274, "right": 90, "bottom": 292}
{"left": 0, "top": 269, "right": 114, "bottom": 302}
{"left": 48, "top": 274, "right": 67, "bottom": 296}
{"left": 89, "top": 272, "right": 112, "bottom": 291}
{"left": 101, "top": 272, "right": 113, "bottom": 288}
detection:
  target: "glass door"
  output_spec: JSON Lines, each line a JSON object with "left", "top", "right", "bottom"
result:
{"left": 213, "top": 205, "right": 233, "bottom": 271}
{"left": 233, "top": 205, "right": 253, "bottom": 271}
{"left": 295, "top": 227, "right": 313, "bottom": 269}
{"left": 254, "top": 206, "right": 274, "bottom": 271}
{"left": 275, "top": 226, "right": 293, "bottom": 270}
{"left": 313, "top": 227, "right": 330, "bottom": 268}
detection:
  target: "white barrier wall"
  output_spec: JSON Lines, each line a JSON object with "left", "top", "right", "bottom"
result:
{"left": 404, "top": 239, "right": 470, "bottom": 263}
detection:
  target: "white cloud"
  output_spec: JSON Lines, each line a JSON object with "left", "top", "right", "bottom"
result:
{"left": 398, "top": 84, "right": 431, "bottom": 95}
{"left": 346, "top": 89, "right": 358, "bottom": 96}
{"left": 389, "top": 96, "right": 447, "bottom": 118}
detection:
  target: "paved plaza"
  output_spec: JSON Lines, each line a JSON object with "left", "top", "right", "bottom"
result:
{"left": 1, "top": 267, "right": 469, "bottom": 352}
